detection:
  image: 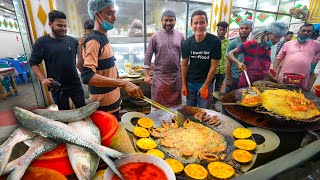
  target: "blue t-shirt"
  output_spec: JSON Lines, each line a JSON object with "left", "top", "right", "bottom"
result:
{"left": 226, "top": 38, "right": 244, "bottom": 79}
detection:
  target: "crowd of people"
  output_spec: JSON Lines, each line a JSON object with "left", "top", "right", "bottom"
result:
{"left": 29, "top": 0, "right": 320, "bottom": 119}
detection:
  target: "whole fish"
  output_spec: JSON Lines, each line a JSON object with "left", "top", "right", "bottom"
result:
{"left": 32, "top": 102, "right": 100, "bottom": 122}
{"left": 67, "top": 118, "right": 100, "bottom": 180}
{"left": 0, "top": 127, "right": 36, "bottom": 175}
{"left": 3, "top": 136, "right": 59, "bottom": 180}
{"left": 13, "top": 106, "right": 124, "bottom": 179}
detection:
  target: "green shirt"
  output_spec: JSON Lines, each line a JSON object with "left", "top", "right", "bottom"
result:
{"left": 216, "top": 38, "right": 229, "bottom": 74}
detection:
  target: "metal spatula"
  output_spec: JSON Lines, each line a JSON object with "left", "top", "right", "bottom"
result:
{"left": 141, "top": 96, "right": 185, "bottom": 125}
{"left": 244, "top": 70, "right": 251, "bottom": 88}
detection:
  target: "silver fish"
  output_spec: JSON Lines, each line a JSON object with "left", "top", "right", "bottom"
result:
{"left": 67, "top": 118, "right": 100, "bottom": 180}
{"left": 3, "top": 136, "right": 59, "bottom": 180}
{"left": 32, "top": 102, "right": 100, "bottom": 122}
{"left": 13, "top": 106, "right": 125, "bottom": 179}
{"left": 0, "top": 127, "right": 36, "bottom": 175}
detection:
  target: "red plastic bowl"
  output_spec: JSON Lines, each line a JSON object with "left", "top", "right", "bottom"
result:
{"left": 283, "top": 73, "right": 305, "bottom": 86}
{"left": 90, "top": 111, "right": 119, "bottom": 147}
{"left": 30, "top": 144, "right": 74, "bottom": 176}
{"left": 314, "top": 84, "right": 320, "bottom": 98}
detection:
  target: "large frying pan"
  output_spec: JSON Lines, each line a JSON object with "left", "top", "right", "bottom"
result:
{"left": 222, "top": 88, "right": 320, "bottom": 132}
{"left": 146, "top": 106, "right": 257, "bottom": 176}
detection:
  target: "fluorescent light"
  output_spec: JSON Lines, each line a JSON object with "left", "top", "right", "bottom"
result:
{"left": 0, "top": 3, "right": 4, "bottom": 6}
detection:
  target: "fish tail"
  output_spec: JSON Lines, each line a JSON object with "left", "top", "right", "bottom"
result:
{"left": 0, "top": 147, "right": 13, "bottom": 175}
{"left": 7, "top": 165, "right": 28, "bottom": 180}
{"left": 96, "top": 154, "right": 124, "bottom": 180}
{"left": 98, "top": 145, "right": 125, "bottom": 159}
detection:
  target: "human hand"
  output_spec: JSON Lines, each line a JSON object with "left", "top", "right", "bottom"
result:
{"left": 237, "top": 63, "right": 246, "bottom": 71}
{"left": 79, "top": 37, "right": 85, "bottom": 46}
{"left": 198, "top": 86, "right": 209, "bottom": 100}
{"left": 124, "top": 82, "right": 144, "bottom": 99}
{"left": 41, "top": 78, "right": 54, "bottom": 87}
{"left": 144, "top": 75, "right": 153, "bottom": 85}
{"left": 226, "top": 78, "right": 232, "bottom": 86}
{"left": 182, "top": 85, "right": 188, "bottom": 96}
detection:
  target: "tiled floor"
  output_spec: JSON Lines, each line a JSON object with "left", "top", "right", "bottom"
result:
{"left": 0, "top": 82, "right": 38, "bottom": 111}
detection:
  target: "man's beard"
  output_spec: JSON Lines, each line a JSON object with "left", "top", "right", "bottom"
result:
{"left": 52, "top": 27, "right": 66, "bottom": 39}
{"left": 163, "top": 24, "right": 174, "bottom": 32}
{"left": 239, "top": 34, "right": 249, "bottom": 39}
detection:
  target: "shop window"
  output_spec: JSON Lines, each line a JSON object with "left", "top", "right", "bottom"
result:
{"left": 278, "top": 0, "right": 295, "bottom": 14}
{"left": 232, "top": 0, "right": 255, "bottom": 9}
{"left": 257, "top": 0, "right": 280, "bottom": 13}
{"left": 229, "top": 8, "right": 253, "bottom": 30}
{"left": 146, "top": 0, "right": 187, "bottom": 37}
{"left": 187, "top": 3, "right": 211, "bottom": 37}
{"left": 254, "top": 12, "right": 276, "bottom": 27}
{"left": 276, "top": 14, "right": 291, "bottom": 25}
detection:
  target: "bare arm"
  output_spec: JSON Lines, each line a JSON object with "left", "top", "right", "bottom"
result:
{"left": 144, "top": 68, "right": 152, "bottom": 84}
{"left": 77, "top": 37, "right": 85, "bottom": 72}
{"left": 181, "top": 58, "right": 188, "bottom": 96}
{"left": 88, "top": 74, "right": 144, "bottom": 98}
{"left": 77, "top": 47, "right": 84, "bottom": 72}
{"left": 225, "top": 57, "right": 232, "bottom": 85}
{"left": 31, "top": 65, "right": 53, "bottom": 86}
{"left": 226, "top": 48, "right": 245, "bottom": 70}
{"left": 273, "top": 59, "right": 281, "bottom": 73}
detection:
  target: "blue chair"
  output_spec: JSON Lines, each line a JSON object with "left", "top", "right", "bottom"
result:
{"left": 10, "top": 60, "right": 28, "bottom": 84}
{"left": 0, "top": 63, "right": 13, "bottom": 92}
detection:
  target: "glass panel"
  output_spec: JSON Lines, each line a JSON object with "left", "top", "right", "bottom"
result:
{"left": 146, "top": 0, "right": 187, "bottom": 37}
{"left": 278, "top": 0, "right": 295, "bottom": 14}
{"left": 254, "top": 12, "right": 276, "bottom": 27}
{"left": 290, "top": 0, "right": 310, "bottom": 23}
{"left": 256, "top": 0, "right": 279, "bottom": 12}
{"left": 276, "top": 15, "right": 291, "bottom": 25}
{"left": 289, "top": 23, "right": 304, "bottom": 34}
{"left": 229, "top": 8, "right": 254, "bottom": 30}
{"left": 190, "top": 0, "right": 212, "bottom": 3}
{"left": 232, "top": 0, "right": 255, "bottom": 9}
{"left": 187, "top": 3, "right": 211, "bottom": 37}
{"left": 0, "top": 0, "right": 40, "bottom": 110}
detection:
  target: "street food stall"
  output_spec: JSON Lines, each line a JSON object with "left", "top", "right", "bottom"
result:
{"left": 1, "top": 79, "right": 320, "bottom": 180}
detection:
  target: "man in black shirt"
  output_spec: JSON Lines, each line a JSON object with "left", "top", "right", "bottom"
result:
{"left": 29, "top": 10, "right": 85, "bottom": 110}
{"left": 181, "top": 10, "right": 221, "bottom": 109}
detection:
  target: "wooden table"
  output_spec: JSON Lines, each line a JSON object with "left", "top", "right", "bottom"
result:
{"left": 0, "top": 67, "right": 18, "bottom": 99}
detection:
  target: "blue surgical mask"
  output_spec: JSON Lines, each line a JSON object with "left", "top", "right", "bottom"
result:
{"left": 266, "top": 40, "right": 273, "bottom": 47}
{"left": 96, "top": 13, "right": 114, "bottom": 31}
{"left": 297, "top": 36, "right": 310, "bottom": 43}
{"left": 265, "top": 34, "right": 274, "bottom": 47}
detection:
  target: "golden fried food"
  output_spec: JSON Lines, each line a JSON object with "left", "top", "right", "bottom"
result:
{"left": 261, "top": 89, "right": 320, "bottom": 120}
{"left": 137, "top": 118, "right": 154, "bottom": 129}
{"left": 184, "top": 164, "right": 208, "bottom": 180}
{"left": 136, "top": 138, "right": 157, "bottom": 151}
{"left": 207, "top": 162, "right": 235, "bottom": 179}
{"left": 165, "top": 158, "right": 184, "bottom": 174}
{"left": 147, "top": 149, "right": 165, "bottom": 159}
{"left": 232, "top": 128, "right": 252, "bottom": 139}
{"left": 133, "top": 127, "right": 150, "bottom": 138}
{"left": 152, "top": 120, "right": 226, "bottom": 164}
{"left": 232, "top": 149, "right": 253, "bottom": 163}
{"left": 234, "top": 139, "right": 257, "bottom": 151}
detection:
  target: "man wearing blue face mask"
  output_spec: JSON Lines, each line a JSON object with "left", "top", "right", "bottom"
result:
{"left": 227, "top": 21, "right": 288, "bottom": 88}
{"left": 274, "top": 24, "right": 320, "bottom": 91}
{"left": 81, "top": 0, "right": 144, "bottom": 120}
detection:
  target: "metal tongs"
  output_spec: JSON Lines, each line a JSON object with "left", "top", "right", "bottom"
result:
{"left": 140, "top": 96, "right": 185, "bottom": 125}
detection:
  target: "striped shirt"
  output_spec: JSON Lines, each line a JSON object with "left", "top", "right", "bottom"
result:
{"left": 237, "top": 40, "right": 272, "bottom": 88}
{"left": 81, "top": 30, "right": 121, "bottom": 113}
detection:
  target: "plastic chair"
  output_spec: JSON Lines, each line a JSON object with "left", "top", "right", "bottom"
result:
{"left": 0, "top": 63, "right": 12, "bottom": 92}
{"left": 10, "top": 60, "right": 28, "bottom": 84}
